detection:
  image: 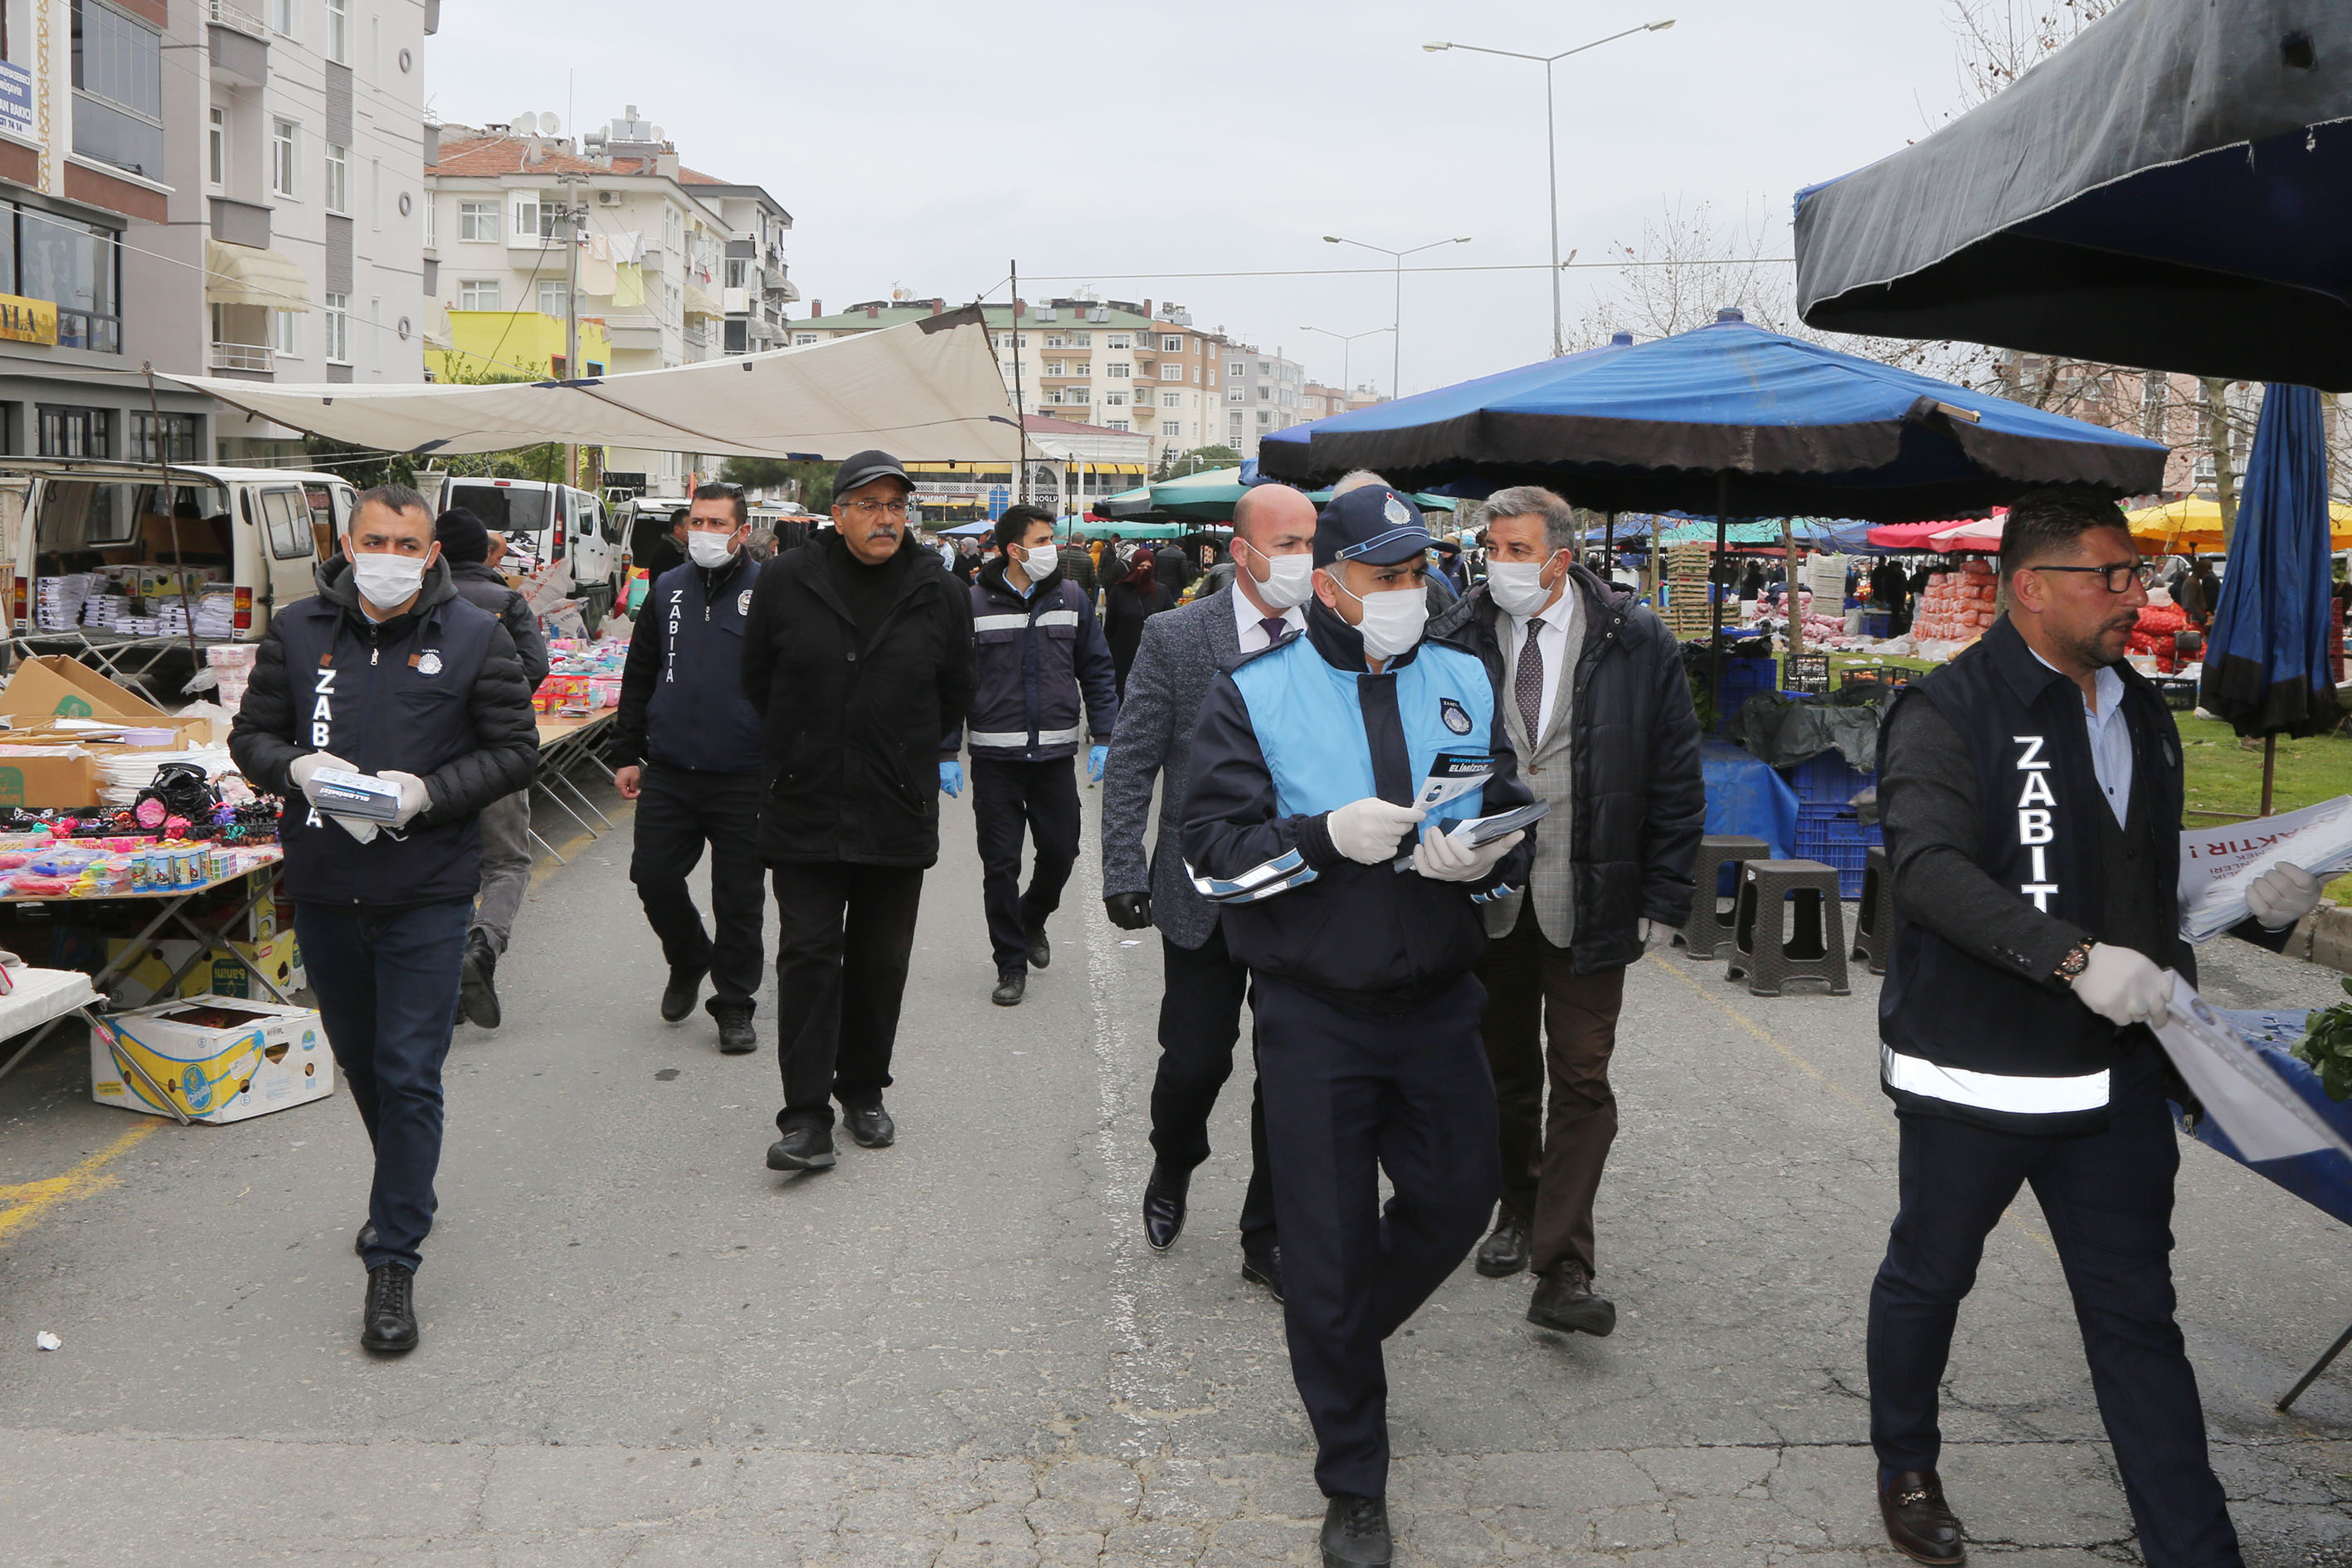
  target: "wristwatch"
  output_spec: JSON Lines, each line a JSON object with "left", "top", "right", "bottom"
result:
{"left": 2053, "top": 941, "right": 2093, "bottom": 986}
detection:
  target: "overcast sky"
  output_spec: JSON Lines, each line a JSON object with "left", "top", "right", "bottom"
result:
{"left": 426, "top": 0, "right": 1966, "bottom": 400}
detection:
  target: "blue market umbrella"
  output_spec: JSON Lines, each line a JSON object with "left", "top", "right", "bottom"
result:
{"left": 2200, "top": 384, "right": 2343, "bottom": 810}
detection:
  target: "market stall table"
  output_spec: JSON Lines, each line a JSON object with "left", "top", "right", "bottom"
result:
{"left": 532, "top": 711, "right": 618, "bottom": 862}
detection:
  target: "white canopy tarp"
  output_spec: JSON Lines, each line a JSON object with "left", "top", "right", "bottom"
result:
{"left": 165, "top": 304, "right": 1020, "bottom": 462}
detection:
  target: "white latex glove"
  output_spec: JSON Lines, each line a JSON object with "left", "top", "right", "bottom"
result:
{"left": 1326, "top": 797, "right": 1426, "bottom": 865}
{"left": 1411, "top": 824, "right": 1525, "bottom": 883}
{"left": 1639, "top": 918, "right": 1676, "bottom": 954}
{"left": 378, "top": 770, "right": 431, "bottom": 830}
{"left": 286, "top": 751, "right": 355, "bottom": 806}
{"left": 2072, "top": 942, "right": 2170, "bottom": 1028}
{"left": 328, "top": 814, "right": 378, "bottom": 845}
{"left": 2247, "top": 862, "right": 2322, "bottom": 932}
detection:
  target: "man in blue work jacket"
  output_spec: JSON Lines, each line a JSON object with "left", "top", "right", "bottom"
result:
{"left": 1183, "top": 484, "right": 1536, "bottom": 1568}
{"left": 945, "top": 504, "right": 1118, "bottom": 1006}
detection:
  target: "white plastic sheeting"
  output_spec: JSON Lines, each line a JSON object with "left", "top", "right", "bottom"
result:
{"left": 168, "top": 305, "right": 1020, "bottom": 461}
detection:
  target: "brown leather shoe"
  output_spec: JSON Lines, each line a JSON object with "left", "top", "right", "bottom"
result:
{"left": 1877, "top": 1468, "right": 1965, "bottom": 1565}
{"left": 1475, "top": 1212, "right": 1531, "bottom": 1278}
{"left": 1526, "top": 1262, "right": 1616, "bottom": 1336}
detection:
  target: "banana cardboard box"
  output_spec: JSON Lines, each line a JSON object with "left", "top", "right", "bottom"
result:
{"left": 89, "top": 996, "right": 334, "bottom": 1123}
{"left": 102, "top": 930, "right": 303, "bottom": 1007}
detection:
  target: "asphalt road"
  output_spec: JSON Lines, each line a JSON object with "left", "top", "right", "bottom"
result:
{"left": 5, "top": 777, "right": 2352, "bottom": 1566}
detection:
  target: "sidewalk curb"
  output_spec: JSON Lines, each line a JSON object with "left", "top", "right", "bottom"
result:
{"left": 2295, "top": 902, "right": 2351, "bottom": 976}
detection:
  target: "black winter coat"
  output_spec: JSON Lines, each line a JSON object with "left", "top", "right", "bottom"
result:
{"left": 447, "top": 559, "right": 549, "bottom": 688}
{"left": 1429, "top": 570, "right": 1707, "bottom": 971}
{"left": 230, "top": 556, "right": 541, "bottom": 907}
{"left": 740, "top": 532, "right": 976, "bottom": 868}
{"left": 608, "top": 551, "right": 765, "bottom": 774}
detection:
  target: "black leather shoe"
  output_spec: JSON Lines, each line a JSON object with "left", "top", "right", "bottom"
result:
{"left": 1319, "top": 1493, "right": 1391, "bottom": 1567}
{"left": 766, "top": 1123, "right": 837, "bottom": 1171}
{"left": 1877, "top": 1468, "right": 1965, "bottom": 1566}
{"left": 842, "top": 1101, "right": 895, "bottom": 1149}
{"left": 353, "top": 1221, "right": 376, "bottom": 1259}
{"left": 1025, "top": 923, "right": 1051, "bottom": 969}
{"left": 458, "top": 932, "right": 501, "bottom": 1030}
{"left": 1242, "top": 1244, "right": 1283, "bottom": 1303}
{"left": 991, "top": 970, "right": 1025, "bottom": 1006}
{"left": 1475, "top": 1212, "right": 1531, "bottom": 1278}
{"left": 1527, "top": 1263, "right": 1616, "bottom": 1337}
{"left": 360, "top": 1263, "right": 418, "bottom": 1353}
{"left": 660, "top": 965, "right": 706, "bottom": 1024}
{"left": 1142, "top": 1161, "right": 1191, "bottom": 1251}
{"left": 713, "top": 1008, "right": 757, "bottom": 1055}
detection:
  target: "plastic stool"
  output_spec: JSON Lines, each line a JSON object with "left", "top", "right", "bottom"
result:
{"left": 1679, "top": 835, "right": 1769, "bottom": 960}
{"left": 1852, "top": 845, "right": 1894, "bottom": 976}
{"left": 1726, "top": 859, "right": 1850, "bottom": 996}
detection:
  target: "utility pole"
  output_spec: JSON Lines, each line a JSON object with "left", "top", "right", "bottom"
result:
{"left": 556, "top": 171, "right": 588, "bottom": 491}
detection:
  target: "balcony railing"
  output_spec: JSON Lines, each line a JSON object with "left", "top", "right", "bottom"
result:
{"left": 208, "top": 0, "right": 266, "bottom": 36}
{"left": 208, "top": 340, "right": 273, "bottom": 373}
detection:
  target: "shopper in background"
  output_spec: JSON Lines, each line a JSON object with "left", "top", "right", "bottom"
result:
{"left": 1429, "top": 485, "right": 1705, "bottom": 1341}
{"left": 1059, "top": 529, "right": 1099, "bottom": 601}
{"left": 953, "top": 504, "right": 1118, "bottom": 1007}
{"left": 434, "top": 507, "right": 549, "bottom": 1031}
{"left": 231, "top": 484, "right": 538, "bottom": 1355}
{"left": 1103, "top": 545, "right": 1176, "bottom": 697}
{"left": 744, "top": 450, "right": 976, "bottom": 1172}
{"left": 607, "top": 481, "right": 768, "bottom": 1056}
{"left": 1153, "top": 538, "right": 1195, "bottom": 601}
{"left": 640, "top": 508, "right": 692, "bottom": 582}
{"left": 1102, "top": 481, "right": 1317, "bottom": 1297}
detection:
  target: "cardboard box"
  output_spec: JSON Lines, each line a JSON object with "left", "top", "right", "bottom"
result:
{"left": 90, "top": 995, "right": 334, "bottom": 1124}
{"left": 0, "top": 655, "right": 210, "bottom": 744}
{"left": 0, "top": 745, "right": 97, "bottom": 807}
{"left": 104, "top": 930, "right": 304, "bottom": 1007}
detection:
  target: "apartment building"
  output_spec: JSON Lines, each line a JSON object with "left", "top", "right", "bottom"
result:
{"left": 1220, "top": 341, "right": 1310, "bottom": 459}
{"left": 423, "top": 105, "right": 792, "bottom": 485}
{"left": 207, "top": 0, "right": 432, "bottom": 461}
{"left": 795, "top": 294, "right": 1225, "bottom": 468}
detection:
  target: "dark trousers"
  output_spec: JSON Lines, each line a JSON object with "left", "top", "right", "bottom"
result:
{"left": 1254, "top": 971, "right": 1501, "bottom": 1499}
{"left": 1146, "top": 923, "right": 1275, "bottom": 1250}
{"left": 971, "top": 755, "right": 1081, "bottom": 973}
{"left": 772, "top": 860, "right": 925, "bottom": 1130}
{"left": 1476, "top": 904, "right": 1625, "bottom": 1278}
{"left": 1867, "top": 1049, "right": 2239, "bottom": 1568}
{"left": 629, "top": 763, "right": 766, "bottom": 1015}
{"left": 295, "top": 898, "right": 471, "bottom": 1273}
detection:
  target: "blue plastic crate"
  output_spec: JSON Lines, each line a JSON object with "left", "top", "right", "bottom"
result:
{"left": 1792, "top": 801, "right": 1882, "bottom": 898}
{"left": 1714, "top": 657, "right": 1777, "bottom": 736}
{"left": 1780, "top": 752, "right": 1877, "bottom": 806}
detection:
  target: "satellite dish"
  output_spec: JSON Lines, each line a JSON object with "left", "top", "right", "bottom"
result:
{"left": 538, "top": 113, "right": 562, "bottom": 135}
{"left": 510, "top": 111, "right": 539, "bottom": 135}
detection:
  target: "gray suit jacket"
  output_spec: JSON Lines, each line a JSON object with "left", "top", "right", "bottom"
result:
{"left": 1481, "top": 597, "right": 1582, "bottom": 943}
{"left": 1099, "top": 586, "right": 1242, "bottom": 950}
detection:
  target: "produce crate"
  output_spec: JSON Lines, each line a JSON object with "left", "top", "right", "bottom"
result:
{"left": 1780, "top": 751, "right": 1876, "bottom": 806}
{"left": 2153, "top": 676, "right": 2199, "bottom": 711}
{"left": 1793, "top": 801, "right": 1881, "bottom": 898}
{"left": 1714, "top": 657, "right": 1777, "bottom": 736}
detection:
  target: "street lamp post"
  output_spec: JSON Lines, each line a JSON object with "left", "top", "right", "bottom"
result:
{"left": 1424, "top": 20, "right": 1675, "bottom": 358}
{"left": 1322, "top": 235, "right": 1470, "bottom": 397}
{"left": 1298, "top": 324, "right": 1393, "bottom": 405}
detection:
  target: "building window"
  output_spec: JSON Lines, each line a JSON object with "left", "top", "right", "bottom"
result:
{"left": 1105, "top": 420, "right": 1128, "bottom": 431}
{"left": 70, "top": 1, "right": 164, "bottom": 178}
{"left": 724, "top": 257, "right": 747, "bottom": 290}
{"left": 272, "top": 308, "right": 299, "bottom": 356}
{"left": 1106, "top": 334, "right": 1130, "bottom": 349}
{"left": 457, "top": 200, "right": 496, "bottom": 242}
{"left": 128, "top": 411, "right": 197, "bottom": 463}
{"left": 324, "top": 292, "right": 348, "bottom": 363}
{"left": 271, "top": 0, "right": 297, "bottom": 37}
{"left": 538, "top": 280, "right": 568, "bottom": 317}
{"left": 1259, "top": 385, "right": 1271, "bottom": 401}
{"left": 1159, "top": 363, "right": 1182, "bottom": 380}
{"left": 1226, "top": 387, "right": 1244, "bottom": 404}
{"left": 794, "top": 333, "right": 817, "bottom": 345}
{"left": 1161, "top": 335, "right": 1181, "bottom": 351}
{"left": 323, "top": 143, "right": 348, "bottom": 213}
{"left": 207, "top": 106, "right": 226, "bottom": 187}
{"left": 1044, "top": 333, "right": 1068, "bottom": 349}
{"left": 324, "top": 0, "right": 347, "bottom": 62}
{"left": 19, "top": 210, "right": 121, "bottom": 352}
{"left": 38, "top": 406, "right": 111, "bottom": 458}
{"left": 1106, "top": 362, "right": 1129, "bottom": 379}
{"left": 1229, "top": 361, "right": 1244, "bottom": 377}
{"left": 271, "top": 119, "right": 299, "bottom": 197}
{"left": 422, "top": 191, "right": 435, "bottom": 248}
{"left": 1230, "top": 411, "right": 1244, "bottom": 430}
{"left": 1103, "top": 392, "right": 1126, "bottom": 407}
{"left": 1068, "top": 330, "right": 1090, "bottom": 346}
{"left": 458, "top": 279, "right": 499, "bottom": 310}
{"left": 1161, "top": 392, "right": 1181, "bottom": 408}
{"left": 1041, "top": 360, "right": 1063, "bottom": 377}
{"left": 1258, "top": 411, "right": 1271, "bottom": 426}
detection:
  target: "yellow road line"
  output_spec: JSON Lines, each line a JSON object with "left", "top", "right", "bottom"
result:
{"left": 0, "top": 1121, "right": 158, "bottom": 1247}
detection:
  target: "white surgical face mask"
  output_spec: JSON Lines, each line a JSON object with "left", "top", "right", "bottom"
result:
{"left": 1331, "top": 574, "right": 1428, "bottom": 659}
{"left": 1246, "top": 545, "right": 1316, "bottom": 610}
{"left": 687, "top": 530, "right": 736, "bottom": 568}
{"left": 1487, "top": 556, "right": 1561, "bottom": 618}
{"left": 351, "top": 552, "right": 427, "bottom": 611}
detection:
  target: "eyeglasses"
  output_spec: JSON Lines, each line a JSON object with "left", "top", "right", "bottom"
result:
{"left": 2029, "top": 561, "right": 2157, "bottom": 593}
{"left": 840, "top": 498, "right": 911, "bottom": 519}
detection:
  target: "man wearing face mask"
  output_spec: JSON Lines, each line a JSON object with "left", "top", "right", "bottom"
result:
{"left": 1183, "top": 484, "right": 1536, "bottom": 1568}
{"left": 607, "top": 482, "right": 769, "bottom": 1054}
{"left": 1101, "top": 481, "right": 1318, "bottom": 1294}
{"left": 949, "top": 504, "right": 1118, "bottom": 1006}
{"left": 1427, "top": 487, "right": 1705, "bottom": 1339}
{"left": 231, "top": 485, "right": 540, "bottom": 1355}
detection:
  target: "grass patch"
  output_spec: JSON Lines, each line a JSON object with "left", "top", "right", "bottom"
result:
{"left": 2175, "top": 716, "right": 2352, "bottom": 900}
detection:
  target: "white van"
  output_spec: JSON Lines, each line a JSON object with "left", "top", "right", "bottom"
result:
{"left": 437, "top": 476, "right": 625, "bottom": 626}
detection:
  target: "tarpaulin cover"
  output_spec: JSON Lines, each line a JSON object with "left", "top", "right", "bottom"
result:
{"left": 1733, "top": 689, "right": 1887, "bottom": 772}
{"left": 1254, "top": 314, "right": 2164, "bottom": 519}
{"left": 166, "top": 306, "right": 1023, "bottom": 461}
{"left": 1702, "top": 741, "right": 1798, "bottom": 876}
{"left": 1794, "top": 0, "right": 2352, "bottom": 389}
{"left": 2199, "top": 384, "right": 2344, "bottom": 736}
{"left": 2191, "top": 1011, "right": 2352, "bottom": 1230}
